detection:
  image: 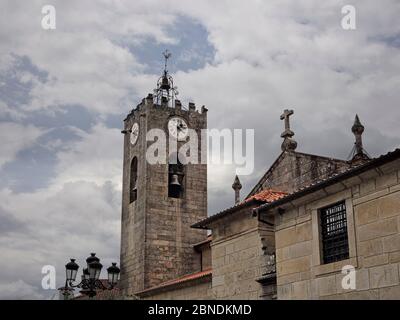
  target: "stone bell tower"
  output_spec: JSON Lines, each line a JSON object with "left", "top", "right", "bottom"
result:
{"left": 119, "top": 51, "right": 208, "bottom": 296}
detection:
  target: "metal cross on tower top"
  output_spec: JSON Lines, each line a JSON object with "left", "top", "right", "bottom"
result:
{"left": 280, "top": 109, "right": 297, "bottom": 152}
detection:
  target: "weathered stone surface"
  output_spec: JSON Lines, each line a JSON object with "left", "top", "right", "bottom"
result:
{"left": 277, "top": 256, "right": 311, "bottom": 276}
{"left": 291, "top": 280, "right": 311, "bottom": 299}
{"left": 277, "top": 283, "right": 292, "bottom": 299}
{"left": 344, "top": 289, "right": 380, "bottom": 300}
{"left": 389, "top": 251, "right": 400, "bottom": 263}
{"left": 358, "top": 238, "right": 383, "bottom": 258}
{"left": 276, "top": 221, "right": 312, "bottom": 249}
{"left": 379, "top": 285, "right": 400, "bottom": 299}
{"left": 376, "top": 171, "right": 398, "bottom": 190}
{"left": 369, "top": 264, "right": 399, "bottom": 289}
{"left": 358, "top": 217, "right": 398, "bottom": 242}
{"left": 288, "top": 241, "right": 312, "bottom": 258}
{"left": 382, "top": 234, "right": 400, "bottom": 253}
{"left": 362, "top": 254, "right": 389, "bottom": 268}
{"left": 355, "top": 200, "right": 379, "bottom": 226}
{"left": 356, "top": 268, "right": 370, "bottom": 291}
{"left": 277, "top": 272, "right": 301, "bottom": 286}
{"left": 360, "top": 178, "right": 376, "bottom": 196}
{"left": 120, "top": 100, "right": 208, "bottom": 296}
{"left": 249, "top": 151, "right": 350, "bottom": 196}
{"left": 378, "top": 192, "right": 400, "bottom": 219}
{"left": 316, "top": 275, "right": 337, "bottom": 297}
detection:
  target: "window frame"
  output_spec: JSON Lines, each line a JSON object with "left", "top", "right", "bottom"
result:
{"left": 319, "top": 200, "right": 349, "bottom": 264}
{"left": 310, "top": 190, "right": 358, "bottom": 276}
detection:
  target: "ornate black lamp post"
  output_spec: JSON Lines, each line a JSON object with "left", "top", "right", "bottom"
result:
{"left": 61, "top": 253, "right": 120, "bottom": 299}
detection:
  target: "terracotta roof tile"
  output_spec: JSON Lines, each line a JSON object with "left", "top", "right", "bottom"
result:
{"left": 243, "top": 189, "right": 287, "bottom": 203}
{"left": 192, "top": 189, "right": 287, "bottom": 229}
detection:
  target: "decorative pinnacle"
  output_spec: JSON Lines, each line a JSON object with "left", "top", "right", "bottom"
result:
{"left": 232, "top": 175, "right": 242, "bottom": 190}
{"left": 280, "top": 109, "right": 297, "bottom": 152}
{"left": 352, "top": 114, "right": 364, "bottom": 135}
{"left": 232, "top": 175, "right": 242, "bottom": 205}
{"left": 351, "top": 114, "right": 367, "bottom": 159}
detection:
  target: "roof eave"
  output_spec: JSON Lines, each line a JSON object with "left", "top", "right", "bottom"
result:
{"left": 135, "top": 271, "right": 212, "bottom": 297}
{"left": 191, "top": 199, "right": 264, "bottom": 229}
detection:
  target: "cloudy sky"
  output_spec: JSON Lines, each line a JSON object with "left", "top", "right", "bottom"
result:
{"left": 0, "top": 0, "right": 399, "bottom": 299}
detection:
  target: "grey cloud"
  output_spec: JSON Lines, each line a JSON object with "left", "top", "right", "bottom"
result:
{"left": 0, "top": 207, "right": 26, "bottom": 234}
{"left": 1, "top": 0, "right": 400, "bottom": 299}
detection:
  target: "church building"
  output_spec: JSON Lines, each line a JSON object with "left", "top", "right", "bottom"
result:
{"left": 119, "top": 55, "right": 400, "bottom": 300}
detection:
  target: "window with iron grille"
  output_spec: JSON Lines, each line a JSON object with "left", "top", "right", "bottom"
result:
{"left": 320, "top": 201, "right": 349, "bottom": 264}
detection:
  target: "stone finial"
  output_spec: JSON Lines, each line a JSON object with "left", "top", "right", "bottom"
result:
{"left": 232, "top": 175, "right": 242, "bottom": 204}
{"left": 280, "top": 109, "right": 297, "bottom": 152}
{"left": 352, "top": 114, "right": 364, "bottom": 155}
{"left": 351, "top": 114, "right": 369, "bottom": 164}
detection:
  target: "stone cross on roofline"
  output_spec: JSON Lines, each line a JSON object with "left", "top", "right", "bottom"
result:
{"left": 280, "top": 109, "right": 297, "bottom": 152}
{"left": 280, "top": 109, "right": 294, "bottom": 138}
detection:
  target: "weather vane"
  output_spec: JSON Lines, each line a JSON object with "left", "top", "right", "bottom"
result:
{"left": 163, "top": 49, "right": 171, "bottom": 72}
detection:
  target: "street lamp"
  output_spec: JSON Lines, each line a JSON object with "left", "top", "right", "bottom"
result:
{"left": 86, "top": 253, "right": 103, "bottom": 281}
{"left": 107, "top": 263, "right": 120, "bottom": 286}
{"left": 65, "top": 259, "right": 79, "bottom": 282}
{"left": 61, "top": 253, "right": 120, "bottom": 299}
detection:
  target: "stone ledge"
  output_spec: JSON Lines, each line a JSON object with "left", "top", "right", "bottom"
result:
{"left": 312, "top": 257, "right": 358, "bottom": 278}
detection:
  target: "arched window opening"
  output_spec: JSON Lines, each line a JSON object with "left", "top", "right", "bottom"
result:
{"left": 168, "top": 154, "right": 184, "bottom": 198}
{"left": 130, "top": 157, "right": 138, "bottom": 203}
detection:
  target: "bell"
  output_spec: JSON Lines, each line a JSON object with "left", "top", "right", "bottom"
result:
{"left": 170, "top": 174, "right": 181, "bottom": 188}
{"left": 160, "top": 76, "right": 171, "bottom": 90}
{"left": 161, "top": 96, "right": 168, "bottom": 105}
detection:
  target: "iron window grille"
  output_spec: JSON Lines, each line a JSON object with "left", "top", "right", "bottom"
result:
{"left": 320, "top": 201, "right": 349, "bottom": 264}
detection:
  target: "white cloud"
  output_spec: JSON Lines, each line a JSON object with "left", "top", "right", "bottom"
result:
{"left": 0, "top": 122, "right": 44, "bottom": 168}
{"left": 54, "top": 123, "right": 122, "bottom": 187}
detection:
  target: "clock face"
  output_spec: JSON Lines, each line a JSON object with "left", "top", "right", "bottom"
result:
{"left": 130, "top": 123, "right": 139, "bottom": 145}
{"left": 168, "top": 117, "right": 188, "bottom": 141}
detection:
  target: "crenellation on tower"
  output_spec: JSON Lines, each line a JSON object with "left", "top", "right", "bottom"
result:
{"left": 174, "top": 99, "right": 182, "bottom": 110}
{"left": 188, "top": 102, "right": 196, "bottom": 112}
